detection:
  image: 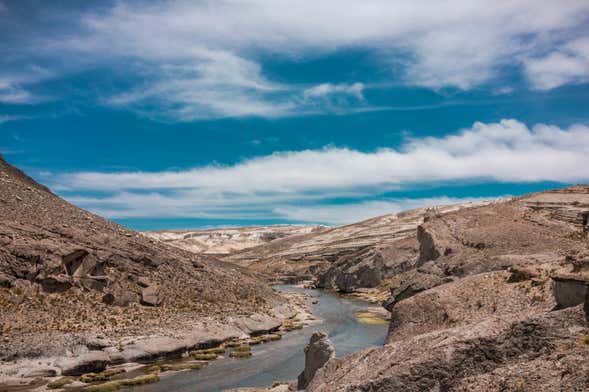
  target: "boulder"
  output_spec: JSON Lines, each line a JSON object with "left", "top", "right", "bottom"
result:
{"left": 233, "top": 313, "right": 282, "bottom": 335}
{"left": 552, "top": 275, "right": 589, "bottom": 309}
{"left": 56, "top": 351, "right": 109, "bottom": 376}
{"left": 141, "top": 285, "right": 162, "bottom": 306}
{"left": 0, "top": 271, "right": 13, "bottom": 288}
{"left": 137, "top": 276, "right": 151, "bottom": 287}
{"left": 39, "top": 274, "right": 72, "bottom": 293}
{"left": 119, "top": 336, "right": 187, "bottom": 362}
{"left": 297, "top": 331, "right": 335, "bottom": 390}
{"left": 416, "top": 225, "right": 441, "bottom": 265}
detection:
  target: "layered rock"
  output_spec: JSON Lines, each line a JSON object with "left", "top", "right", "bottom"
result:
{"left": 307, "top": 306, "right": 589, "bottom": 391}
{"left": 227, "top": 202, "right": 494, "bottom": 290}
{"left": 306, "top": 185, "right": 589, "bottom": 391}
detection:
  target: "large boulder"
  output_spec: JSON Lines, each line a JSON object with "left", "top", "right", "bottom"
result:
{"left": 297, "top": 331, "right": 335, "bottom": 390}
{"left": 552, "top": 274, "right": 589, "bottom": 309}
{"left": 141, "top": 285, "right": 163, "bottom": 306}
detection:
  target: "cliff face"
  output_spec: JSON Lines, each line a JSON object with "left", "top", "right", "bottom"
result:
{"left": 225, "top": 202, "right": 495, "bottom": 290}
{"left": 0, "top": 156, "right": 285, "bottom": 361}
{"left": 307, "top": 186, "right": 589, "bottom": 391}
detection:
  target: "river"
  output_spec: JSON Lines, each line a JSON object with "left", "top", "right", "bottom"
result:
{"left": 131, "top": 285, "right": 389, "bottom": 392}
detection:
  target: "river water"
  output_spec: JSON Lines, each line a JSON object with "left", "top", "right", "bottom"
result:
{"left": 132, "top": 285, "right": 388, "bottom": 392}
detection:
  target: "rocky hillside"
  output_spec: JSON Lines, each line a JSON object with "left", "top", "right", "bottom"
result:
{"left": 225, "top": 201, "right": 498, "bottom": 293}
{"left": 0, "top": 155, "right": 294, "bottom": 377}
{"left": 303, "top": 186, "right": 589, "bottom": 391}
{"left": 144, "top": 225, "right": 326, "bottom": 256}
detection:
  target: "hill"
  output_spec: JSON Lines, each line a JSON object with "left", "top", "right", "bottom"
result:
{"left": 0, "top": 156, "right": 294, "bottom": 380}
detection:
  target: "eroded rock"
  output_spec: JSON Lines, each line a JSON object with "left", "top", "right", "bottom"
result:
{"left": 297, "top": 331, "right": 335, "bottom": 390}
{"left": 141, "top": 285, "right": 162, "bottom": 306}
{"left": 552, "top": 275, "right": 589, "bottom": 309}
{"left": 56, "top": 351, "right": 109, "bottom": 376}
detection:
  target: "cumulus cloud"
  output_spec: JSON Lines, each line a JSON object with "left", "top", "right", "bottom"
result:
{"left": 54, "top": 119, "right": 589, "bottom": 223}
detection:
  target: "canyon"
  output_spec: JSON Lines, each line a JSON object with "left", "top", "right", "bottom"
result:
{"left": 1, "top": 154, "right": 589, "bottom": 391}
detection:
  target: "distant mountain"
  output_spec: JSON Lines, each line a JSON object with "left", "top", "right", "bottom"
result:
{"left": 144, "top": 225, "right": 327, "bottom": 256}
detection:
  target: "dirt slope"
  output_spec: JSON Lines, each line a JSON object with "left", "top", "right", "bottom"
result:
{"left": 0, "top": 155, "right": 286, "bottom": 361}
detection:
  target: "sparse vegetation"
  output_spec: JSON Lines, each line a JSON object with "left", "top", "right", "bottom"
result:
{"left": 233, "top": 344, "right": 251, "bottom": 352}
{"left": 82, "top": 380, "right": 121, "bottom": 392}
{"left": 119, "top": 373, "right": 160, "bottom": 386}
{"left": 229, "top": 350, "right": 252, "bottom": 358}
{"left": 82, "top": 374, "right": 160, "bottom": 391}
{"left": 191, "top": 352, "right": 218, "bottom": 360}
{"left": 47, "top": 376, "right": 74, "bottom": 389}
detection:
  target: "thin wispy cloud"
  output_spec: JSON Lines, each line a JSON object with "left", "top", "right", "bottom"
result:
{"left": 54, "top": 119, "right": 589, "bottom": 223}
{"left": 0, "top": 114, "right": 27, "bottom": 124}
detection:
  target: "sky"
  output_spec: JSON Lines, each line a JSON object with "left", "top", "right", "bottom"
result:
{"left": 1, "top": 0, "right": 589, "bottom": 230}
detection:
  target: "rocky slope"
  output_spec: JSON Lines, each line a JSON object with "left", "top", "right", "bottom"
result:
{"left": 303, "top": 186, "right": 589, "bottom": 391}
{"left": 226, "top": 201, "right": 498, "bottom": 293}
{"left": 231, "top": 185, "right": 589, "bottom": 391}
{"left": 144, "top": 225, "right": 326, "bottom": 256}
{"left": 0, "top": 155, "right": 296, "bottom": 383}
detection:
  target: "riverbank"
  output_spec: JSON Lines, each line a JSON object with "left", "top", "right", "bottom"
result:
{"left": 0, "top": 288, "right": 314, "bottom": 391}
{"left": 124, "top": 286, "right": 388, "bottom": 392}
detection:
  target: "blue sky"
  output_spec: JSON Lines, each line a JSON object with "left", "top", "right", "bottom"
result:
{"left": 1, "top": 0, "right": 589, "bottom": 229}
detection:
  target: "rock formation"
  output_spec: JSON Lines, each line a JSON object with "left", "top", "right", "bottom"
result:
{"left": 226, "top": 202, "right": 495, "bottom": 289}
{"left": 305, "top": 185, "right": 589, "bottom": 390}
{"left": 297, "top": 331, "right": 335, "bottom": 390}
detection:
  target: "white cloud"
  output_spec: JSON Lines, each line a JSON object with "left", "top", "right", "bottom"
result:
{"left": 54, "top": 119, "right": 589, "bottom": 222}
{"left": 105, "top": 55, "right": 294, "bottom": 120}
{"left": 0, "top": 80, "right": 34, "bottom": 104}
{"left": 57, "top": 119, "right": 589, "bottom": 192}
{"left": 72, "top": 0, "right": 588, "bottom": 92}
{"left": 524, "top": 37, "right": 589, "bottom": 90}
{"left": 304, "top": 83, "right": 364, "bottom": 100}
{"left": 10, "top": 0, "right": 585, "bottom": 118}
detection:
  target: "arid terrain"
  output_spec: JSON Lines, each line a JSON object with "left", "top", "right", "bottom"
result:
{"left": 0, "top": 155, "right": 304, "bottom": 387}
{"left": 235, "top": 186, "right": 589, "bottom": 391}
{"left": 144, "top": 225, "right": 326, "bottom": 256}
{"left": 2, "top": 153, "right": 589, "bottom": 391}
